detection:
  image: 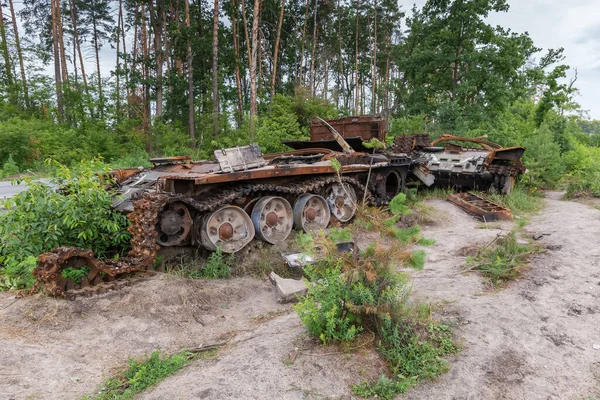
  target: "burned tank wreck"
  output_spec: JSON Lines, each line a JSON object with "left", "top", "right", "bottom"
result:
{"left": 32, "top": 117, "right": 526, "bottom": 299}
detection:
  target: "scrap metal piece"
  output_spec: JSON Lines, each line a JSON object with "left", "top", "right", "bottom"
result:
{"left": 214, "top": 145, "right": 266, "bottom": 173}
{"left": 448, "top": 192, "right": 512, "bottom": 221}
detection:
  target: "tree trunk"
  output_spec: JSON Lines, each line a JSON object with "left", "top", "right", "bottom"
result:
{"left": 212, "top": 0, "right": 219, "bottom": 137}
{"left": 298, "top": 0, "right": 309, "bottom": 86}
{"left": 141, "top": 4, "right": 151, "bottom": 151}
{"left": 308, "top": 0, "right": 318, "bottom": 96}
{"left": 68, "top": 0, "right": 89, "bottom": 93}
{"left": 269, "top": 0, "right": 285, "bottom": 103}
{"left": 239, "top": 0, "right": 251, "bottom": 67}
{"left": 383, "top": 27, "right": 390, "bottom": 118}
{"left": 8, "top": 0, "right": 28, "bottom": 106}
{"left": 354, "top": 1, "right": 359, "bottom": 114}
{"left": 336, "top": 0, "right": 344, "bottom": 109}
{"left": 149, "top": 0, "right": 163, "bottom": 118}
{"left": 162, "top": 5, "right": 171, "bottom": 93}
{"left": 51, "top": 0, "right": 64, "bottom": 119}
{"left": 184, "top": 0, "right": 195, "bottom": 146}
{"left": 115, "top": 0, "right": 122, "bottom": 116}
{"left": 323, "top": 55, "right": 328, "bottom": 100}
{"left": 371, "top": 0, "right": 376, "bottom": 114}
{"left": 56, "top": 1, "right": 68, "bottom": 88}
{"left": 92, "top": 10, "right": 103, "bottom": 118}
{"left": 0, "top": 4, "right": 14, "bottom": 103}
{"left": 120, "top": 0, "right": 130, "bottom": 99}
{"left": 232, "top": 0, "right": 243, "bottom": 127}
{"left": 249, "top": 0, "right": 261, "bottom": 138}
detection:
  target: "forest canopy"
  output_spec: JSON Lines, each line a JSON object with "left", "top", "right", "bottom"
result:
{"left": 0, "top": 0, "right": 598, "bottom": 195}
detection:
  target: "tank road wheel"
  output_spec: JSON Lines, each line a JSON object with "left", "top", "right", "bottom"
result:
{"left": 157, "top": 202, "right": 193, "bottom": 247}
{"left": 251, "top": 196, "right": 294, "bottom": 244}
{"left": 200, "top": 206, "right": 255, "bottom": 253}
{"left": 324, "top": 183, "right": 358, "bottom": 222}
{"left": 293, "top": 194, "right": 331, "bottom": 233}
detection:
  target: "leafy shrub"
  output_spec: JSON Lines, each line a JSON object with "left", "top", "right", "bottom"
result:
{"left": 564, "top": 142, "right": 600, "bottom": 197}
{"left": 0, "top": 155, "right": 20, "bottom": 178}
{"left": 293, "top": 232, "right": 457, "bottom": 398}
{"left": 201, "top": 247, "right": 234, "bottom": 279}
{"left": 0, "top": 159, "right": 130, "bottom": 290}
{"left": 521, "top": 124, "right": 565, "bottom": 190}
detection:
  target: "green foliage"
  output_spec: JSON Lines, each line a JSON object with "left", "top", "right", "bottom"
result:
{"left": 564, "top": 143, "right": 600, "bottom": 197}
{"left": 0, "top": 155, "right": 20, "bottom": 178}
{"left": 294, "top": 260, "right": 362, "bottom": 345}
{"left": 409, "top": 250, "right": 427, "bottom": 270}
{"left": 61, "top": 266, "right": 90, "bottom": 285}
{"left": 328, "top": 227, "right": 353, "bottom": 243}
{"left": 388, "top": 193, "right": 411, "bottom": 216}
{"left": 521, "top": 124, "right": 566, "bottom": 190}
{"left": 294, "top": 233, "right": 457, "bottom": 397}
{"left": 0, "top": 159, "right": 130, "bottom": 290}
{"left": 486, "top": 185, "right": 543, "bottom": 215}
{"left": 201, "top": 247, "right": 234, "bottom": 279}
{"left": 465, "top": 231, "right": 541, "bottom": 286}
{"left": 83, "top": 349, "right": 214, "bottom": 400}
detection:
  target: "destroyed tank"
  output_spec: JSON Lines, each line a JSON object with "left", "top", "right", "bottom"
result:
{"left": 33, "top": 116, "right": 414, "bottom": 299}
{"left": 393, "top": 134, "right": 526, "bottom": 195}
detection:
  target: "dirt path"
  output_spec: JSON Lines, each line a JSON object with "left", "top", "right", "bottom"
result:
{"left": 0, "top": 193, "right": 598, "bottom": 399}
{"left": 406, "top": 193, "right": 600, "bottom": 400}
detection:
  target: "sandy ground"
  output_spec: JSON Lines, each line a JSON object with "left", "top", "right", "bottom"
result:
{"left": 0, "top": 192, "right": 599, "bottom": 399}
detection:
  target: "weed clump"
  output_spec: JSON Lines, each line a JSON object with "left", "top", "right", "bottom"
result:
{"left": 83, "top": 348, "right": 218, "bottom": 400}
{"left": 293, "top": 231, "right": 458, "bottom": 399}
{"left": 465, "top": 231, "right": 542, "bottom": 287}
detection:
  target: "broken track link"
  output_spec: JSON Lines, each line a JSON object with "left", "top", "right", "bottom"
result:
{"left": 32, "top": 175, "right": 370, "bottom": 300}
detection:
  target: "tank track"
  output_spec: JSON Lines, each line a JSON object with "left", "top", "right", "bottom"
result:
{"left": 32, "top": 175, "right": 368, "bottom": 300}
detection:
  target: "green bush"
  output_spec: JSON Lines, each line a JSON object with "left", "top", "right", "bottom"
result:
{"left": 564, "top": 142, "right": 600, "bottom": 197}
{"left": 0, "top": 155, "right": 20, "bottom": 178}
{"left": 0, "top": 159, "right": 131, "bottom": 290}
{"left": 293, "top": 231, "right": 457, "bottom": 398}
{"left": 520, "top": 124, "right": 565, "bottom": 190}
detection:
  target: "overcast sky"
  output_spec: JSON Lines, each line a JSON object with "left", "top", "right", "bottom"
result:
{"left": 407, "top": 0, "right": 600, "bottom": 119}
{"left": 32, "top": 0, "right": 600, "bottom": 120}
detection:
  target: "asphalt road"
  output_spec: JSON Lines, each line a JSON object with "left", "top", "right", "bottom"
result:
{"left": 0, "top": 179, "right": 51, "bottom": 200}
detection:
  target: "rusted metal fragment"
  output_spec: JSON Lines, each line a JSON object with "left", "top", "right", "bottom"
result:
{"left": 448, "top": 192, "right": 512, "bottom": 221}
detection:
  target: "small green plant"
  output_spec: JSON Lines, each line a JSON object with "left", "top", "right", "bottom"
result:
{"left": 61, "top": 266, "right": 90, "bottom": 284}
{"left": 82, "top": 348, "right": 217, "bottom": 400}
{"left": 465, "top": 231, "right": 541, "bottom": 286}
{"left": 201, "top": 247, "right": 233, "bottom": 279}
{"left": 409, "top": 250, "right": 427, "bottom": 270}
{"left": 486, "top": 185, "right": 543, "bottom": 215}
{"left": 328, "top": 227, "right": 352, "bottom": 243}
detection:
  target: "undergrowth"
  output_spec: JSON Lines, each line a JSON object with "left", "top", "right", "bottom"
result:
{"left": 293, "top": 229, "right": 459, "bottom": 399}
{"left": 485, "top": 185, "right": 543, "bottom": 215}
{"left": 354, "top": 192, "right": 435, "bottom": 251}
{"left": 82, "top": 348, "right": 217, "bottom": 400}
{"left": 0, "top": 159, "right": 130, "bottom": 290}
{"left": 167, "top": 247, "right": 234, "bottom": 280}
{"left": 465, "top": 231, "right": 542, "bottom": 287}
